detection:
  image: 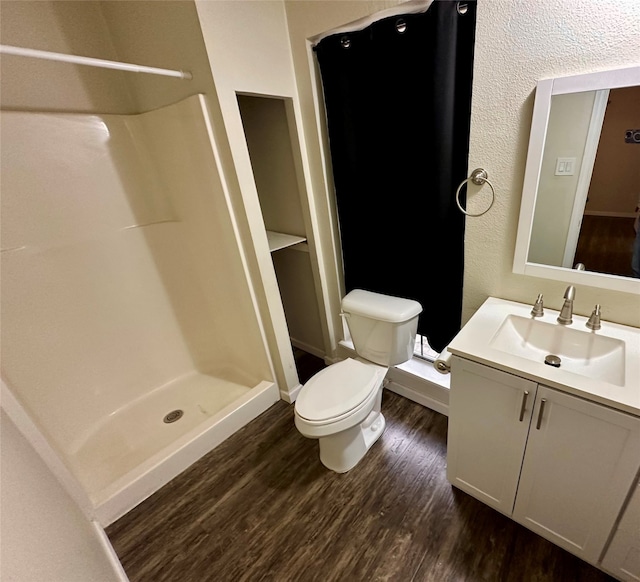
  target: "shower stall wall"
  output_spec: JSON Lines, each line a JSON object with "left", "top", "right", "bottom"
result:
{"left": 0, "top": 95, "right": 279, "bottom": 525}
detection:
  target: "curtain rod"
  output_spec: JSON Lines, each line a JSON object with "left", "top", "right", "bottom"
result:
{"left": 0, "top": 44, "right": 192, "bottom": 80}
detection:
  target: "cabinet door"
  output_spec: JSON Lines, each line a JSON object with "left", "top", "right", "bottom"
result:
{"left": 447, "top": 357, "right": 537, "bottom": 516}
{"left": 513, "top": 386, "right": 640, "bottom": 565}
{"left": 602, "top": 481, "right": 640, "bottom": 581}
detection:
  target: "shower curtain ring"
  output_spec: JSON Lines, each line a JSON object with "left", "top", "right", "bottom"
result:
{"left": 455, "top": 168, "right": 495, "bottom": 217}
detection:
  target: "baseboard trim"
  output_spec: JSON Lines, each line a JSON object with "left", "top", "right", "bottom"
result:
{"left": 280, "top": 383, "right": 302, "bottom": 404}
{"left": 290, "top": 338, "right": 325, "bottom": 360}
{"left": 385, "top": 381, "right": 449, "bottom": 417}
{"left": 91, "top": 520, "right": 130, "bottom": 582}
{"left": 583, "top": 211, "right": 636, "bottom": 218}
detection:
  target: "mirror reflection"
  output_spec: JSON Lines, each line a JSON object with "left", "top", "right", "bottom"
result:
{"left": 528, "top": 85, "right": 640, "bottom": 279}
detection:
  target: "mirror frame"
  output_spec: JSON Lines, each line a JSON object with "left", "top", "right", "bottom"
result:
{"left": 513, "top": 65, "right": 640, "bottom": 294}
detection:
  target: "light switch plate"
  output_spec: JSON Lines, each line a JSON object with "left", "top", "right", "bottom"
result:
{"left": 555, "top": 157, "right": 576, "bottom": 176}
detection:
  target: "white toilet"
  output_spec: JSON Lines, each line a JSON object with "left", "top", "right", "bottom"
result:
{"left": 294, "top": 289, "right": 422, "bottom": 473}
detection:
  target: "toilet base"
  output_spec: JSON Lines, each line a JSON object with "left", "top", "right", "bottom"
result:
{"left": 318, "top": 410, "right": 386, "bottom": 473}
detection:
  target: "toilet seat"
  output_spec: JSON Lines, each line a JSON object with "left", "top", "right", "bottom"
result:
{"left": 295, "top": 358, "right": 384, "bottom": 424}
{"left": 296, "top": 384, "right": 378, "bottom": 427}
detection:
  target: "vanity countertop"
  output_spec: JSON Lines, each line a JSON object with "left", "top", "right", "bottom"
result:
{"left": 447, "top": 297, "right": 640, "bottom": 416}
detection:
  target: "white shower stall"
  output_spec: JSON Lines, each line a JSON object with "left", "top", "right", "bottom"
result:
{"left": 0, "top": 0, "right": 336, "bottom": 527}
{"left": 0, "top": 94, "right": 279, "bottom": 524}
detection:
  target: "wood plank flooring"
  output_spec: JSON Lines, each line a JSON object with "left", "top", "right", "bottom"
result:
{"left": 107, "top": 392, "right": 616, "bottom": 582}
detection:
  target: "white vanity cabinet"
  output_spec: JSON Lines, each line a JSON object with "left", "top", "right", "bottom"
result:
{"left": 446, "top": 358, "right": 537, "bottom": 515}
{"left": 447, "top": 356, "right": 640, "bottom": 567}
{"left": 601, "top": 481, "right": 640, "bottom": 581}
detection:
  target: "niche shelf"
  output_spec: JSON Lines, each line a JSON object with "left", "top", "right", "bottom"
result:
{"left": 238, "top": 92, "right": 325, "bottom": 386}
{"left": 266, "top": 230, "right": 307, "bottom": 253}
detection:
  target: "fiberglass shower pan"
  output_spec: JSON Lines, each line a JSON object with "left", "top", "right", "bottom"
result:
{"left": 0, "top": 95, "right": 278, "bottom": 526}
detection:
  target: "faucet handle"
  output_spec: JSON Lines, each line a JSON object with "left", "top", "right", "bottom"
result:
{"left": 531, "top": 293, "right": 544, "bottom": 317}
{"left": 564, "top": 285, "right": 576, "bottom": 301}
{"left": 586, "top": 304, "right": 601, "bottom": 331}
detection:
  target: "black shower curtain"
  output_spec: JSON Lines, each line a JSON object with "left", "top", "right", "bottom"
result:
{"left": 315, "top": 0, "right": 476, "bottom": 352}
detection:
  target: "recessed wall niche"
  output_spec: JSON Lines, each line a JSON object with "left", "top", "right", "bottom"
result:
{"left": 237, "top": 93, "right": 325, "bottom": 363}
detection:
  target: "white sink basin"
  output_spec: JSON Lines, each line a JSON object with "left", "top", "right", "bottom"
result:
{"left": 489, "top": 314, "right": 625, "bottom": 386}
{"left": 447, "top": 297, "right": 640, "bottom": 415}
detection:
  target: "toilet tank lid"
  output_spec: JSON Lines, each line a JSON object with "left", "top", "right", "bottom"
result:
{"left": 341, "top": 290, "right": 422, "bottom": 323}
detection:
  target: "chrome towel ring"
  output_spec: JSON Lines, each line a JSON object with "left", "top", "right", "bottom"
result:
{"left": 455, "top": 168, "right": 495, "bottom": 217}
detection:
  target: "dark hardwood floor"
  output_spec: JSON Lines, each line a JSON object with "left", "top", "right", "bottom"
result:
{"left": 106, "top": 391, "right": 616, "bottom": 582}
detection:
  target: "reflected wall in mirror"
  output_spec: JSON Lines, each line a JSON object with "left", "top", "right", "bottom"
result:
{"left": 514, "top": 66, "right": 640, "bottom": 294}
{"left": 530, "top": 86, "right": 640, "bottom": 276}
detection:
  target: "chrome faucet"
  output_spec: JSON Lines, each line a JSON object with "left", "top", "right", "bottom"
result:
{"left": 557, "top": 285, "right": 575, "bottom": 325}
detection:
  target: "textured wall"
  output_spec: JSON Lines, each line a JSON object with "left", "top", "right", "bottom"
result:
{"left": 529, "top": 91, "right": 594, "bottom": 267}
{"left": 463, "top": 0, "right": 640, "bottom": 326}
{"left": 1, "top": 412, "right": 120, "bottom": 582}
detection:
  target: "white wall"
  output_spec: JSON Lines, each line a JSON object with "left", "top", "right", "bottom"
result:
{"left": 285, "top": 0, "right": 640, "bottom": 331}
{"left": 195, "top": 0, "right": 332, "bottom": 395}
{"left": 529, "top": 91, "right": 595, "bottom": 266}
{"left": 195, "top": 1, "right": 298, "bottom": 395}
{"left": 0, "top": 412, "right": 125, "bottom": 582}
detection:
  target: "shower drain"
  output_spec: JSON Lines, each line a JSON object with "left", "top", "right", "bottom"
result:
{"left": 163, "top": 409, "right": 184, "bottom": 424}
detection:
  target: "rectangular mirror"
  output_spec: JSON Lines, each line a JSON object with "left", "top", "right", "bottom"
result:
{"left": 514, "top": 66, "right": 640, "bottom": 294}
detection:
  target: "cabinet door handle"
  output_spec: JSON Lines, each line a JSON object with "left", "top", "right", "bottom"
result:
{"left": 519, "top": 390, "right": 529, "bottom": 421}
{"left": 536, "top": 398, "right": 547, "bottom": 430}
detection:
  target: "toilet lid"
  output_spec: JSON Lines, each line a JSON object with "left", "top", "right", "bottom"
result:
{"left": 295, "top": 358, "right": 382, "bottom": 423}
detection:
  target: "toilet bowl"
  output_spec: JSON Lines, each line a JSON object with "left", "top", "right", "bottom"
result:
{"left": 294, "top": 358, "right": 387, "bottom": 473}
{"left": 293, "top": 289, "right": 422, "bottom": 473}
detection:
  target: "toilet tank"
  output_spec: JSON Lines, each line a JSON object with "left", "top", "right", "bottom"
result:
{"left": 341, "top": 289, "right": 423, "bottom": 366}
